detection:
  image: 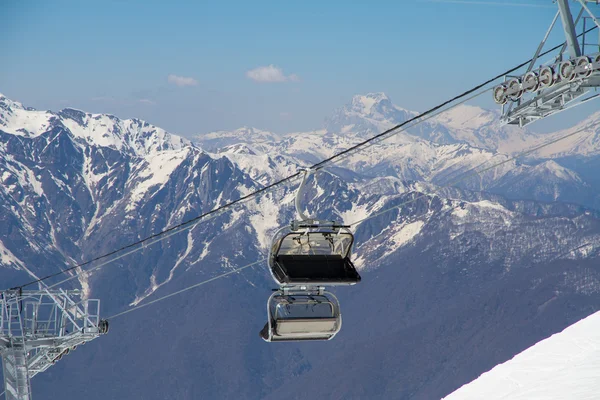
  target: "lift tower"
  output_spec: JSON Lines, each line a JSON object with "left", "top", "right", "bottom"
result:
{"left": 0, "top": 289, "right": 108, "bottom": 400}
{"left": 493, "top": 0, "right": 600, "bottom": 126}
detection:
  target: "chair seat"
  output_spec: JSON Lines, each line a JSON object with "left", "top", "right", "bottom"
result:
{"left": 275, "top": 318, "right": 338, "bottom": 335}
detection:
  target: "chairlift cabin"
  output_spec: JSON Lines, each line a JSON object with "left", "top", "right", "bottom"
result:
{"left": 260, "top": 288, "right": 342, "bottom": 342}
{"left": 268, "top": 222, "right": 361, "bottom": 286}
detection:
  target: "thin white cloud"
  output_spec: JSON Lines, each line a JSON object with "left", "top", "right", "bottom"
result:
{"left": 422, "top": 0, "right": 552, "bottom": 7}
{"left": 138, "top": 98, "right": 156, "bottom": 105}
{"left": 168, "top": 74, "right": 199, "bottom": 87}
{"left": 246, "top": 65, "right": 299, "bottom": 83}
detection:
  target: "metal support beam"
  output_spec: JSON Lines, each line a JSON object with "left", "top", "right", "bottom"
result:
{"left": 528, "top": 11, "right": 560, "bottom": 72}
{"left": 2, "top": 347, "right": 31, "bottom": 400}
{"left": 558, "top": 0, "right": 582, "bottom": 58}
{"left": 578, "top": 0, "right": 600, "bottom": 29}
{"left": 556, "top": 7, "right": 586, "bottom": 62}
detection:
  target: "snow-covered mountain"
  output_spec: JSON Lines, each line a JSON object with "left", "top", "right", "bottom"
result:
{"left": 0, "top": 94, "right": 189, "bottom": 156}
{"left": 320, "top": 93, "right": 529, "bottom": 153}
{"left": 195, "top": 92, "right": 600, "bottom": 208}
{"left": 0, "top": 93, "right": 258, "bottom": 302}
{"left": 2, "top": 92, "right": 600, "bottom": 399}
{"left": 195, "top": 92, "right": 600, "bottom": 161}
{"left": 444, "top": 310, "right": 600, "bottom": 400}
{"left": 193, "top": 126, "right": 280, "bottom": 152}
{"left": 526, "top": 110, "right": 600, "bottom": 158}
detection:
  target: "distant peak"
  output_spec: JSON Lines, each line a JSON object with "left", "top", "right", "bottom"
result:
{"left": 324, "top": 92, "right": 418, "bottom": 134}
{"left": 0, "top": 93, "right": 25, "bottom": 110}
{"left": 350, "top": 93, "right": 392, "bottom": 113}
{"left": 236, "top": 126, "right": 260, "bottom": 133}
{"left": 354, "top": 92, "right": 390, "bottom": 101}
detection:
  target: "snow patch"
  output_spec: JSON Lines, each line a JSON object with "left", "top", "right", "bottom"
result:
{"left": 223, "top": 209, "right": 244, "bottom": 230}
{"left": 389, "top": 221, "right": 424, "bottom": 248}
{"left": 453, "top": 207, "right": 469, "bottom": 218}
{"left": 473, "top": 200, "right": 506, "bottom": 212}
{"left": 0, "top": 241, "right": 23, "bottom": 268}
{"left": 127, "top": 148, "right": 189, "bottom": 209}
{"left": 338, "top": 203, "right": 371, "bottom": 226}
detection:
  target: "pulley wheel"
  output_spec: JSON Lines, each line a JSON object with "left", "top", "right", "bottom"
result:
{"left": 539, "top": 66, "right": 554, "bottom": 88}
{"left": 559, "top": 60, "right": 576, "bottom": 81}
{"left": 576, "top": 56, "right": 592, "bottom": 78}
{"left": 507, "top": 78, "right": 523, "bottom": 101}
{"left": 523, "top": 71, "right": 539, "bottom": 92}
{"left": 493, "top": 85, "right": 507, "bottom": 104}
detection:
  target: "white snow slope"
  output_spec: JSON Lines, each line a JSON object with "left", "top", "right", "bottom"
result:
{"left": 444, "top": 310, "right": 600, "bottom": 400}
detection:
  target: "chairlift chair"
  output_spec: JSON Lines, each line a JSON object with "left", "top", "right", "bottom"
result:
{"left": 260, "top": 287, "right": 342, "bottom": 342}
{"left": 267, "top": 222, "right": 361, "bottom": 286}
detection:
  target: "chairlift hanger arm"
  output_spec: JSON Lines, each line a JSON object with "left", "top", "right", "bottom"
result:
{"left": 295, "top": 169, "right": 314, "bottom": 222}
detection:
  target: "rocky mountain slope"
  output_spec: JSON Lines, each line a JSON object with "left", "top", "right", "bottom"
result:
{"left": 2, "top": 92, "right": 600, "bottom": 399}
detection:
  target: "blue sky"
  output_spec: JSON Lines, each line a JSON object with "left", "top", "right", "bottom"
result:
{"left": 1, "top": 0, "right": 598, "bottom": 136}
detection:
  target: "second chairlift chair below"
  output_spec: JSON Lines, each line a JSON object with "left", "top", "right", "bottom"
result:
{"left": 260, "top": 170, "right": 361, "bottom": 342}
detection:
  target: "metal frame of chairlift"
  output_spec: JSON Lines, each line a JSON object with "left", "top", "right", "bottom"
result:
{"left": 494, "top": 0, "right": 600, "bottom": 127}
{"left": 0, "top": 288, "right": 108, "bottom": 400}
{"left": 261, "top": 170, "right": 361, "bottom": 342}
{"left": 264, "top": 287, "right": 343, "bottom": 342}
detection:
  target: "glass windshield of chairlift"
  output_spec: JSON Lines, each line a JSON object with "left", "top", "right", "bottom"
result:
{"left": 271, "top": 295, "right": 335, "bottom": 320}
{"left": 275, "top": 232, "right": 353, "bottom": 258}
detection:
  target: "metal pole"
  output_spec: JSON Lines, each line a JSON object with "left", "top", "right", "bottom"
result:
{"left": 556, "top": 7, "right": 585, "bottom": 62}
{"left": 528, "top": 11, "right": 560, "bottom": 72}
{"left": 557, "top": 0, "right": 582, "bottom": 58}
{"left": 583, "top": 17, "right": 587, "bottom": 54}
{"left": 1, "top": 349, "right": 32, "bottom": 400}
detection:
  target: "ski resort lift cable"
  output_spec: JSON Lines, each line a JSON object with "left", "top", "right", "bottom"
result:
{"left": 12, "top": 24, "right": 598, "bottom": 292}
{"left": 105, "top": 118, "right": 600, "bottom": 322}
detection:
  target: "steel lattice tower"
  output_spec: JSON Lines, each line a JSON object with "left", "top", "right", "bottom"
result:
{"left": 0, "top": 289, "right": 108, "bottom": 400}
